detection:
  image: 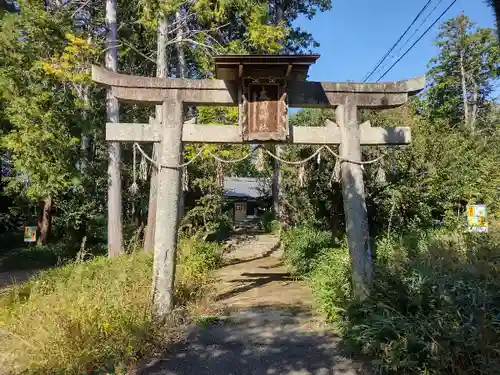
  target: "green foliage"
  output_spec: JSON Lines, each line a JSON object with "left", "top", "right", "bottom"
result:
{"left": 308, "top": 245, "right": 352, "bottom": 326}
{"left": 368, "top": 104, "right": 500, "bottom": 231}
{"left": 305, "top": 225, "right": 500, "bottom": 375}
{"left": 426, "top": 15, "right": 499, "bottom": 130}
{"left": 281, "top": 227, "right": 334, "bottom": 276}
{"left": 0, "top": 244, "right": 78, "bottom": 271}
{"left": 0, "top": 238, "right": 219, "bottom": 375}
{"left": 0, "top": 3, "right": 81, "bottom": 201}
{"left": 282, "top": 99, "right": 500, "bottom": 238}
{"left": 278, "top": 109, "right": 345, "bottom": 233}
{"left": 262, "top": 211, "right": 281, "bottom": 233}
{"left": 347, "top": 229, "right": 500, "bottom": 375}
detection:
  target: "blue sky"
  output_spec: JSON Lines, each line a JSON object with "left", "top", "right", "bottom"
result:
{"left": 293, "top": 0, "right": 496, "bottom": 83}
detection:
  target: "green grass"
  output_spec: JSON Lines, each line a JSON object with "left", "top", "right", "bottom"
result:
{"left": 281, "top": 227, "right": 334, "bottom": 276}
{"left": 0, "top": 238, "right": 222, "bottom": 375}
{"left": 0, "top": 244, "right": 73, "bottom": 271}
{"left": 307, "top": 244, "right": 352, "bottom": 327}
{"left": 301, "top": 225, "right": 500, "bottom": 375}
{"left": 195, "top": 315, "right": 222, "bottom": 327}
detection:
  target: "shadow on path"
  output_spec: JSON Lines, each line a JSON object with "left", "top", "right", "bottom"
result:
{"left": 216, "top": 272, "right": 293, "bottom": 301}
{"left": 139, "top": 307, "right": 366, "bottom": 375}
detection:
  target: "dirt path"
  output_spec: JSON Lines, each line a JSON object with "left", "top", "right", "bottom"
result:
{"left": 0, "top": 269, "right": 40, "bottom": 290}
{"left": 140, "top": 234, "right": 369, "bottom": 375}
{"left": 213, "top": 235, "right": 314, "bottom": 310}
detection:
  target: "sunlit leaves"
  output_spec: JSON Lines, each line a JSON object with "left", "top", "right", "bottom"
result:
{"left": 42, "top": 33, "right": 98, "bottom": 85}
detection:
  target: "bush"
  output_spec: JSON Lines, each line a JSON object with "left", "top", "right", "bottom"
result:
{"left": 261, "top": 211, "right": 281, "bottom": 233}
{"left": 308, "top": 245, "right": 352, "bottom": 326}
{"left": 281, "top": 227, "right": 334, "bottom": 276}
{"left": 265, "top": 219, "right": 281, "bottom": 234}
{"left": 176, "top": 237, "right": 222, "bottom": 301}
{"left": 0, "top": 243, "right": 77, "bottom": 271}
{"left": 0, "top": 238, "right": 221, "bottom": 375}
{"left": 308, "top": 227, "right": 500, "bottom": 375}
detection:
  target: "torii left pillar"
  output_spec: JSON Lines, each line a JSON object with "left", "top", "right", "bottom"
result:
{"left": 151, "top": 98, "right": 183, "bottom": 316}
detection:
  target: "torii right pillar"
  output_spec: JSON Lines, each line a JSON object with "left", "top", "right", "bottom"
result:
{"left": 331, "top": 87, "right": 424, "bottom": 300}
{"left": 336, "top": 97, "right": 373, "bottom": 299}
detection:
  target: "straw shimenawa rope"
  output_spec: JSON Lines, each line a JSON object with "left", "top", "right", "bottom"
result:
{"left": 129, "top": 143, "right": 388, "bottom": 192}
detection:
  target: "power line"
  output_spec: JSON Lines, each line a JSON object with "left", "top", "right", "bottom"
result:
{"left": 376, "top": 0, "right": 445, "bottom": 78}
{"left": 362, "top": 0, "right": 434, "bottom": 82}
{"left": 376, "top": 0, "right": 458, "bottom": 82}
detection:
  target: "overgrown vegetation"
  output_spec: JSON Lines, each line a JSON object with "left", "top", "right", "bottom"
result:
{"left": 281, "top": 227, "right": 334, "bottom": 275}
{"left": 344, "top": 229, "right": 500, "bottom": 375}
{"left": 261, "top": 211, "right": 281, "bottom": 234}
{"left": 0, "top": 238, "right": 221, "bottom": 375}
{"left": 176, "top": 237, "right": 222, "bottom": 301}
{"left": 285, "top": 226, "right": 500, "bottom": 375}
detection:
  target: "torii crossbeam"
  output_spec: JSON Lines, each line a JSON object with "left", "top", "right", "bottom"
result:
{"left": 92, "top": 54, "right": 424, "bottom": 315}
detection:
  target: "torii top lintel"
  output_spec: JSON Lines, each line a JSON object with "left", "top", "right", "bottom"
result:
{"left": 93, "top": 55, "right": 425, "bottom": 145}
{"left": 91, "top": 54, "right": 424, "bottom": 109}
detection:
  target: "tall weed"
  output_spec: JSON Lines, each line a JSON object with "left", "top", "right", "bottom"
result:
{"left": 281, "top": 227, "right": 333, "bottom": 275}
{"left": 176, "top": 237, "right": 222, "bottom": 301}
{"left": 308, "top": 245, "right": 352, "bottom": 326}
{"left": 308, "top": 226, "right": 500, "bottom": 375}
{"left": 0, "top": 238, "right": 221, "bottom": 375}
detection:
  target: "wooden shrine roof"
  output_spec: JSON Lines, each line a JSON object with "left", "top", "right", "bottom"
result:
{"left": 214, "top": 54, "right": 320, "bottom": 81}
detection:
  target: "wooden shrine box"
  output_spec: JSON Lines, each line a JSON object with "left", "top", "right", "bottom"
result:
{"left": 214, "top": 55, "right": 319, "bottom": 142}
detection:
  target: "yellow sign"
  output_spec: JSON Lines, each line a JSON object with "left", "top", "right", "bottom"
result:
{"left": 467, "top": 205, "right": 488, "bottom": 233}
{"left": 24, "top": 226, "right": 37, "bottom": 242}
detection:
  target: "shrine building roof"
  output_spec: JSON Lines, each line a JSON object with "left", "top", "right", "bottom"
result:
{"left": 214, "top": 54, "right": 320, "bottom": 81}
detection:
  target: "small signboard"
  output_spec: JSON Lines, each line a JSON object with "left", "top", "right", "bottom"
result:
{"left": 467, "top": 204, "right": 488, "bottom": 233}
{"left": 24, "top": 226, "right": 37, "bottom": 242}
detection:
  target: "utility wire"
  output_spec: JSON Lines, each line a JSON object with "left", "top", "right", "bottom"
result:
{"left": 376, "top": 0, "right": 445, "bottom": 78}
{"left": 362, "top": 0, "right": 434, "bottom": 82}
{"left": 376, "top": 0, "right": 458, "bottom": 82}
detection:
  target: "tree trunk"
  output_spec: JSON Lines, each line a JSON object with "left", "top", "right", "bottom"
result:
{"left": 176, "top": 7, "right": 187, "bottom": 221}
{"left": 216, "top": 161, "right": 224, "bottom": 187}
{"left": 459, "top": 50, "right": 469, "bottom": 124}
{"left": 272, "top": 145, "right": 280, "bottom": 219}
{"left": 271, "top": 2, "right": 283, "bottom": 221}
{"left": 471, "top": 80, "right": 478, "bottom": 132}
{"left": 275, "top": 0, "right": 284, "bottom": 23}
{"left": 79, "top": 87, "right": 90, "bottom": 173}
{"left": 106, "top": 0, "right": 124, "bottom": 257}
{"left": 37, "top": 196, "right": 52, "bottom": 246}
{"left": 176, "top": 8, "right": 186, "bottom": 78}
{"left": 144, "top": 12, "right": 169, "bottom": 253}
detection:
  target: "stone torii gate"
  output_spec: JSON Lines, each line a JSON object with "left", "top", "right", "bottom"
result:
{"left": 92, "top": 55, "right": 424, "bottom": 316}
